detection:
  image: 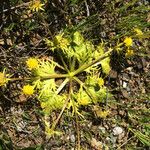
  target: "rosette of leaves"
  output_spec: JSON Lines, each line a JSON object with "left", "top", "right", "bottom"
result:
{"left": 45, "top": 31, "right": 111, "bottom": 72}
{"left": 44, "top": 31, "right": 111, "bottom": 105}
{"left": 31, "top": 31, "right": 112, "bottom": 118}
{"left": 32, "top": 60, "right": 66, "bottom": 114}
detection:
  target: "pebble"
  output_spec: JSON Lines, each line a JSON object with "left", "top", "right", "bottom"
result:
{"left": 122, "top": 81, "right": 127, "bottom": 88}
{"left": 113, "top": 126, "right": 123, "bottom": 136}
{"left": 70, "top": 134, "right": 75, "bottom": 143}
{"left": 98, "top": 126, "right": 106, "bottom": 134}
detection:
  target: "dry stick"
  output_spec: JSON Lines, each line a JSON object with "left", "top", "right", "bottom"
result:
{"left": 51, "top": 79, "right": 72, "bottom": 130}
{"left": 116, "top": 136, "right": 135, "bottom": 150}
{"left": 56, "top": 78, "right": 69, "bottom": 94}
{"left": 84, "top": 0, "right": 90, "bottom": 17}
{"left": 74, "top": 104, "right": 80, "bottom": 150}
{"left": 70, "top": 78, "right": 81, "bottom": 150}
{"left": 73, "top": 76, "right": 95, "bottom": 101}
{"left": 9, "top": 73, "right": 69, "bottom": 82}
{"left": 1, "top": 2, "right": 31, "bottom": 13}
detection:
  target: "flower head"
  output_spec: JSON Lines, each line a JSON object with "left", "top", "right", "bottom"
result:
{"left": 30, "top": 0, "right": 44, "bottom": 12}
{"left": 125, "top": 49, "right": 134, "bottom": 57}
{"left": 97, "top": 78, "right": 104, "bottom": 86}
{"left": 124, "top": 37, "right": 133, "bottom": 47}
{"left": 54, "top": 34, "right": 70, "bottom": 51}
{"left": 0, "top": 70, "right": 10, "bottom": 86}
{"left": 26, "top": 58, "right": 39, "bottom": 70}
{"left": 22, "top": 85, "right": 34, "bottom": 95}
{"left": 78, "top": 98, "right": 91, "bottom": 106}
{"left": 134, "top": 28, "right": 143, "bottom": 36}
{"left": 0, "top": 72, "right": 6, "bottom": 86}
{"left": 96, "top": 110, "right": 110, "bottom": 118}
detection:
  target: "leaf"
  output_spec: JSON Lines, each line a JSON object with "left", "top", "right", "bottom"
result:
{"left": 73, "top": 31, "right": 84, "bottom": 45}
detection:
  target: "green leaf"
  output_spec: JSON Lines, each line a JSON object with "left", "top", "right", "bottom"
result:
{"left": 73, "top": 31, "right": 84, "bottom": 45}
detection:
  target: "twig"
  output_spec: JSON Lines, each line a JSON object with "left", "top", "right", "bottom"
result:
{"left": 1, "top": 2, "right": 31, "bottom": 14}
{"left": 74, "top": 104, "right": 81, "bottom": 150}
{"left": 84, "top": 0, "right": 90, "bottom": 17}
{"left": 105, "top": 75, "right": 110, "bottom": 107}
{"left": 116, "top": 136, "right": 135, "bottom": 150}
{"left": 51, "top": 79, "right": 72, "bottom": 130}
{"left": 56, "top": 78, "right": 69, "bottom": 94}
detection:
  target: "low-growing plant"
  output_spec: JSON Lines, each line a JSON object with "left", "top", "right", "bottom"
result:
{"left": 0, "top": 29, "right": 143, "bottom": 148}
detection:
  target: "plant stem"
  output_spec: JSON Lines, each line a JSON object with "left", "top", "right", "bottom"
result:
{"left": 73, "top": 77, "right": 95, "bottom": 100}
{"left": 56, "top": 78, "right": 69, "bottom": 94}
{"left": 73, "top": 48, "right": 113, "bottom": 76}
{"left": 9, "top": 73, "right": 69, "bottom": 82}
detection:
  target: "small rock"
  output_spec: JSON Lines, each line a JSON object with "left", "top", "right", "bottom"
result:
{"left": 91, "top": 138, "right": 103, "bottom": 150}
{"left": 126, "top": 67, "right": 133, "bottom": 71}
{"left": 122, "top": 81, "right": 127, "bottom": 88}
{"left": 70, "top": 134, "right": 75, "bottom": 143}
{"left": 113, "top": 126, "right": 123, "bottom": 136}
{"left": 98, "top": 126, "right": 106, "bottom": 134}
{"left": 106, "top": 137, "right": 110, "bottom": 141}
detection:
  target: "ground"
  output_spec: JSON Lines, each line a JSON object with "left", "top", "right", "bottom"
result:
{"left": 0, "top": 0, "right": 150, "bottom": 150}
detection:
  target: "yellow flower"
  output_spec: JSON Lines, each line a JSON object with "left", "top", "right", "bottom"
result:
{"left": 78, "top": 98, "right": 90, "bottom": 106}
{"left": 125, "top": 49, "right": 134, "bottom": 57}
{"left": 124, "top": 37, "right": 133, "bottom": 47}
{"left": 22, "top": 85, "right": 34, "bottom": 95}
{"left": 0, "top": 71, "right": 10, "bottom": 86}
{"left": 97, "top": 78, "right": 104, "bottom": 86}
{"left": 0, "top": 72, "right": 6, "bottom": 86}
{"left": 134, "top": 28, "right": 143, "bottom": 36}
{"left": 54, "top": 34, "right": 70, "bottom": 51}
{"left": 26, "top": 58, "right": 39, "bottom": 70}
{"left": 30, "top": 0, "right": 44, "bottom": 12}
{"left": 96, "top": 110, "right": 110, "bottom": 118}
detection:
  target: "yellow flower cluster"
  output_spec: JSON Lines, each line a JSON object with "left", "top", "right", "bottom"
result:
{"left": 26, "top": 58, "right": 39, "bottom": 70}
{"left": 22, "top": 84, "right": 34, "bottom": 95}
{"left": 30, "top": 0, "right": 44, "bottom": 12}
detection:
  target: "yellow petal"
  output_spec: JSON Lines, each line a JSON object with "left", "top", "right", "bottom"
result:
{"left": 124, "top": 37, "right": 133, "bottom": 47}
{"left": 22, "top": 85, "right": 34, "bottom": 95}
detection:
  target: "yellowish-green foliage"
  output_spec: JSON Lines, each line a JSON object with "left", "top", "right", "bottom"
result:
{"left": 100, "top": 57, "right": 111, "bottom": 75}
{"left": 93, "top": 105, "right": 110, "bottom": 118}
{"left": 134, "top": 28, "right": 143, "bottom": 36}
{"left": 125, "top": 49, "right": 134, "bottom": 57}
{"left": 1, "top": 30, "right": 142, "bottom": 115}
{"left": 77, "top": 86, "right": 91, "bottom": 106}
